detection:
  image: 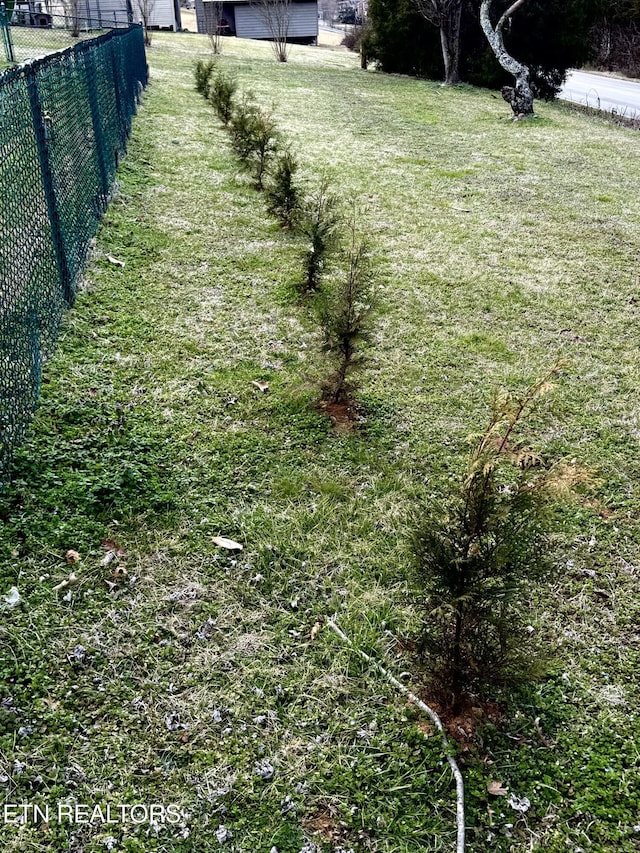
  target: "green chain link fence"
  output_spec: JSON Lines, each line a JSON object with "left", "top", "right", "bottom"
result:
{"left": 0, "top": 24, "right": 148, "bottom": 487}
{"left": 1, "top": 10, "right": 133, "bottom": 68}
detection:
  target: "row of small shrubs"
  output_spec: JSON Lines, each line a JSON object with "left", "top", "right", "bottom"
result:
{"left": 193, "top": 59, "right": 584, "bottom": 715}
{"left": 194, "top": 58, "right": 377, "bottom": 406}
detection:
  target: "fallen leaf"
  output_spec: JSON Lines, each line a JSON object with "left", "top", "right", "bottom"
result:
{"left": 101, "top": 538, "right": 127, "bottom": 557}
{"left": 310, "top": 620, "right": 323, "bottom": 641}
{"left": 254, "top": 759, "right": 274, "bottom": 780}
{"left": 1, "top": 586, "right": 22, "bottom": 610}
{"left": 508, "top": 794, "right": 531, "bottom": 813}
{"left": 113, "top": 566, "right": 128, "bottom": 580}
{"left": 65, "top": 550, "right": 81, "bottom": 564}
{"left": 107, "top": 255, "right": 125, "bottom": 267}
{"left": 53, "top": 573, "right": 79, "bottom": 593}
{"left": 212, "top": 536, "right": 243, "bottom": 551}
{"left": 251, "top": 380, "right": 269, "bottom": 393}
{"left": 216, "top": 825, "right": 233, "bottom": 843}
{"left": 487, "top": 781, "right": 508, "bottom": 796}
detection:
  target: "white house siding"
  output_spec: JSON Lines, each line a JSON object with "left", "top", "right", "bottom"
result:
{"left": 147, "top": 0, "right": 180, "bottom": 29}
{"left": 81, "top": 0, "right": 132, "bottom": 28}
{"left": 235, "top": 3, "right": 317, "bottom": 39}
{"left": 81, "top": 0, "right": 179, "bottom": 29}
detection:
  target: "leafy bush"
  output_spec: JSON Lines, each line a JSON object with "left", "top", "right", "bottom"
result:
{"left": 363, "top": 0, "right": 443, "bottom": 77}
{"left": 194, "top": 59, "right": 217, "bottom": 97}
{"left": 317, "top": 211, "right": 376, "bottom": 403}
{"left": 209, "top": 69, "right": 238, "bottom": 126}
{"left": 342, "top": 24, "right": 365, "bottom": 52}
{"left": 296, "top": 177, "right": 342, "bottom": 292}
{"left": 264, "top": 148, "right": 301, "bottom": 229}
{"left": 413, "top": 364, "right": 585, "bottom": 708}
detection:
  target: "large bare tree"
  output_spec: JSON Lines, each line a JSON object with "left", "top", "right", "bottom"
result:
{"left": 412, "top": 0, "right": 463, "bottom": 85}
{"left": 253, "top": 0, "right": 292, "bottom": 62}
{"left": 480, "top": 0, "right": 534, "bottom": 117}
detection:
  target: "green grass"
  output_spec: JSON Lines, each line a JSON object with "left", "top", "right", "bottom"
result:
{"left": 2, "top": 31, "right": 640, "bottom": 853}
{"left": 0, "top": 26, "right": 110, "bottom": 67}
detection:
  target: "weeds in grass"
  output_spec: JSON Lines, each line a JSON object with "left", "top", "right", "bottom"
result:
{"left": 296, "top": 176, "right": 342, "bottom": 292}
{"left": 413, "top": 363, "right": 585, "bottom": 708}
{"left": 194, "top": 58, "right": 217, "bottom": 96}
{"left": 318, "top": 208, "right": 376, "bottom": 404}
{"left": 264, "top": 147, "right": 301, "bottom": 229}
{"left": 209, "top": 69, "right": 238, "bottom": 126}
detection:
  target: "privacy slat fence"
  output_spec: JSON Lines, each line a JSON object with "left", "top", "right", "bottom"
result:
{"left": 0, "top": 25, "right": 147, "bottom": 487}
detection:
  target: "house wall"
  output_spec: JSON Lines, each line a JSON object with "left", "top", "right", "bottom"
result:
{"left": 146, "top": 0, "right": 180, "bottom": 29}
{"left": 81, "top": 0, "right": 179, "bottom": 30}
{"left": 235, "top": 2, "right": 317, "bottom": 39}
{"left": 196, "top": 0, "right": 318, "bottom": 40}
{"left": 81, "top": 0, "right": 131, "bottom": 28}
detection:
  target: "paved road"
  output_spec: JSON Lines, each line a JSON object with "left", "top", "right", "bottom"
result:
{"left": 559, "top": 70, "right": 640, "bottom": 117}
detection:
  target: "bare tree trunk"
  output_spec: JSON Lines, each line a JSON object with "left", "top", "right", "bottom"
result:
{"left": 205, "top": 0, "right": 223, "bottom": 53}
{"left": 480, "top": 0, "right": 534, "bottom": 118}
{"left": 413, "top": 0, "right": 463, "bottom": 86}
{"left": 63, "top": 0, "right": 81, "bottom": 37}
{"left": 440, "top": 2, "right": 462, "bottom": 84}
{"left": 136, "top": 0, "right": 156, "bottom": 44}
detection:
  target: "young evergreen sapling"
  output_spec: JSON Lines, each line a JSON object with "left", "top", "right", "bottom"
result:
{"left": 296, "top": 177, "right": 341, "bottom": 292}
{"left": 264, "top": 148, "right": 301, "bottom": 229}
{"left": 194, "top": 59, "right": 217, "bottom": 97}
{"left": 413, "top": 363, "right": 581, "bottom": 708}
{"left": 209, "top": 70, "right": 238, "bottom": 126}
{"left": 318, "top": 211, "right": 376, "bottom": 404}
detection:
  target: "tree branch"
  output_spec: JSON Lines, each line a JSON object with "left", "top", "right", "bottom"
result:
{"left": 496, "top": 0, "right": 529, "bottom": 35}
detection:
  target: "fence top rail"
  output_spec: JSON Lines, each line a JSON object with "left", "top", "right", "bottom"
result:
{"left": 9, "top": 12, "right": 132, "bottom": 27}
{"left": 0, "top": 22, "right": 144, "bottom": 79}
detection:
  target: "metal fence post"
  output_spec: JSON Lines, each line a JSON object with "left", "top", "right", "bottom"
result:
{"left": 25, "top": 64, "right": 74, "bottom": 305}
{"left": 0, "top": 3, "right": 15, "bottom": 64}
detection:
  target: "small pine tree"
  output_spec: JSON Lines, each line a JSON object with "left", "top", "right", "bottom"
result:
{"left": 250, "top": 110, "right": 279, "bottom": 191}
{"left": 229, "top": 94, "right": 261, "bottom": 162}
{"left": 209, "top": 70, "right": 237, "bottom": 126}
{"left": 296, "top": 177, "right": 341, "bottom": 292}
{"left": 413, "top": 363, "right": 582, "bottom": 708}
{"left": 194, "top": 59, "right": 217, "bottom": 97}
{"left": 228, "top": 97, "right": 279, "bottom": 189}
{"left": 264, "top": 148, "right": 301, "bottom": 229}
{"left": 318, "top": 211, "right": 376, "bottom": 404}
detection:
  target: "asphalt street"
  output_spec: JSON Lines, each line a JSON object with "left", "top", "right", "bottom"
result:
{"left": 559, "top": 69, "right": 640, "bottom": 117}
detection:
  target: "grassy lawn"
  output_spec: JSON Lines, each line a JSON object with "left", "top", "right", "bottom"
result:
{"left": 0, "top": 26, "right": 110, "bottom": 66}
{"left": 2, "top": 31, "right": 640, "bottom": 853}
